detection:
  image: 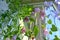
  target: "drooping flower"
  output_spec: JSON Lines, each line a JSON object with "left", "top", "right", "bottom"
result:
{"left": 23, "top": 16, "right": 29, "bottom": 22}
{"left": 51, "top": 10, "right": 60, "bottom": 20}
{"left": 40, "top": 10, "right": 45, "bottom": 20}
{"left": 21, "top": 27, "right": 26, "bottom": 33}
{"left": 55, "top": 0, "right": 60, "bottom": 4}
{"left": 34, "top": 7, "right": 40, "bottom": 13}
{"left": 40, "top": 10, "right": 45, "bottom": 17}
{"left": 48, "top": 2, "right": 53, "bottom": 6}
{"left": 58, "top": 4, "right": 60, "bottom": 10}
{"left": 19, "top": 19, "right": 24, "bottom": 27}
{"left": 31, "top": 12, "right": 35, "bottom": 15}
{"left": 44, "top": 1, "right": 53, "bottom": 7}
{"left": 12, "top": 35, "right": 17, "bottom": 40}
{"left": 57, "top": 15, "right": 60, "bottom": 20}
{"left": 50, "top": 10, "right": 58, "bottom": 17}
{"left": 32, "top": 37, "right": 34, "bottom": 40}
{"left": 22, "top": 36, "right": 28, "bottom": 40}
{"left": 44, "top": 1, "right": 48, "bottom": 6}
{"left": 55, "top": 0, "right": 58, "bottom": 2}
{"left": 43, "top": 28, "right": 49, "bottom": 36}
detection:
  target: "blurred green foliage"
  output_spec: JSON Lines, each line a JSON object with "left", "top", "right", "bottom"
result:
{"left": 47, "top": 19, "right": 52, "bottom": 24}
{"left": 0, "top": 0, "right": 34, "bottom": 39}
{"left": 25, "top": 25, "right": 39, "bottom": 37}
{"left": 33, "top": 25, "right": 39, "bottom": 37}
{"left": 49, "top": 31, "right": 52, "bottom": 35}
{"left": 51, "top": 24, "right": 57, "bottom": 32}
{"left": 54, "top": 35, "right": 60, "bottom": 40}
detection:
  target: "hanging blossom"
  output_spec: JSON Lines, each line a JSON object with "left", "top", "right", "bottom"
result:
{"left": 55, "top": 0, "right": 60, "bottom": 4}
{"left": 44, "top": 1, "right": 53, "bottom": 11}
{"left": 55, "top": 0, "right": 60, "bottom": 11}
{"left": 31, "top": 12, "right": 35, "bottom": 15}
{"left": 44, "top": 1, "right": 53, "bottom": 7}
{"left": 19, "top": 32, "right": 28, "bottom": 40}
{"left": 22, "top": 36, "right": 28, "bottom": 40}
{"left": 43, "top": 28, "right": 49, "bottom": 36}
{"left": 31, "top": 7, "right": 40, "bottom": 15}
{"left": 49, "top": 10, "right": 60, "bottom": 25}
{"left": 12, "top": 35, "right": 17, "bottom": 40}
{"left": 40, "top": 10, "right": 45, "bottom": 20}
{"left": 47, "top": 1, "right": 53, "bottom": 6}
{"left": 45, "top": 4, "right": 60, "bottom": 24}
{"left": 44, "top": 1, "right": 48, "bottom": 6}
{"left": 31, "top": 8, "right": 40, "bottom": 17}
{"left": 34, "top": 7, "right": 40, "bottom": 13}
{"left": 53, "top": 13, "right": 60, "bottom": 22}
{"left": 55, "top": 3, "right": 60, "bottom": 18}
{"left": 57, "top": 15, "right": 60, "bottom": 20}
{"left": 48, "top": 9, "right": 60, "bottom": 25}
{"left": 21, "top": 27, "right": 26, "bottom": 33}
{"left": 23, "top": 16, "right": 29, "bottom": 22}
{"left": 50, "top": 10, "right": 58, "bottom": 17}
{"left": 18, "top": 27, "right": 28, "bottom": 40}
{"left": 51, "top": 10, "right": 60, "bottom": 20}
{"left": 57, "top": 4, "right": 60, "bottom": 10}
{"left": 29, "top": 35, "right": 36, "bottom": 40}
{"left": 49, "top": 9, "right": 59, "bottom": 18}
{"left": 29, "top": 38, "right": 36, "bottom": 40}
{"left": 20, "top": 27, "right": 28, "bottom": 40}
{"left": 19, "top": 19, "right": 25, "bottom": 27}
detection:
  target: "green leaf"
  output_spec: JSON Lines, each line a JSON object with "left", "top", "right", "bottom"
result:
{"left": 43, "top": 37, "right": 46, "bottom": 40}
{"left": 33, "top": 25, "right": 39, "bottom": 37}
{"left": 0, "top": 23, "right": 2, "bottom": 28}
{"left": 16, "top": 36, "right": 21, "bottom": 40}
{"left": 41, "top": 24, "right": 46, "bottom": 29}
{"left": 49, "top": 31, "right": 52, "bottom": 34}
{"left": 28, "top": 8, "right": 32, "bottom": 11}
{"left": 51, "top": 24, "right": 57, "bottom": 32}
{"left": 54, "top": 35, "right": 60, "bottom": 40}
{"left": 47, "top": 19, "right": 52, "bottom": 24}
{"left": 30, "top": 17, "right": 35, "bottom": 22}
{"left": 25, "top": 29, "right": 32, "bottom": 37}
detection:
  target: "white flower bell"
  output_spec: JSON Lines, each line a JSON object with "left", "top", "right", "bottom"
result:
{"left": 19, "top": 19, "right": 24, "bottom": 27}
{"left": 19, "top": 33, "right": 28, "bottom": 40}
{"left": 22, "top": 36, "right": 28, "bottom": 40}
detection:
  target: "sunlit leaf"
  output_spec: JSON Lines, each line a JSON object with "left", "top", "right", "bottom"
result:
{"left": 51, "top": 24, "right": 57, "bottom": 32}
{"left": 30, "top": 17, "right": 35, "bottom": 22}
{"left": 33, "top": 25, "right": 39, "bottom": 37}
{"left": 28, "top": 8, "right": 32, "bottom": 11}
{"left": 41, "top": 24, "right": 45, "bottom": 29}
{"left": 25, "top": 29, "right": 32, "bottom": 37}
{"left": 47, "top": 19, "right": 52, "bottom": 24}
{"left": 49, "top": 31, "right": 52, "bottom": 34}
{"left": 54, "top": 35, "right": 60, "bottom": 40}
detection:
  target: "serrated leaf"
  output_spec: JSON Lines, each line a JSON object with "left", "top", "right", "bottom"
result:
{"left": 51, "top": 24, "right": 57, "bottom": 32}
{"left": 47, "top": 19, "right": 52, "bottom": 24}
